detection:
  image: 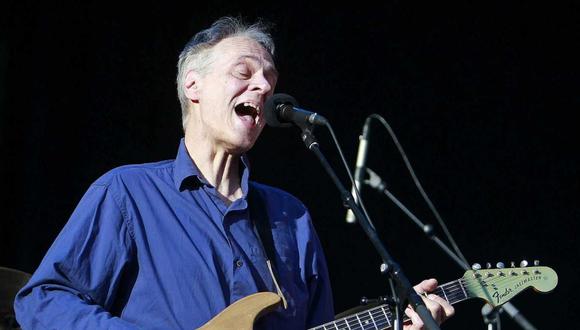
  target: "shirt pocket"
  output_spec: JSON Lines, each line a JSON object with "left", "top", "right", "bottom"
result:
{"left": 270, "top": 220, "right": 299, "bottom": 272}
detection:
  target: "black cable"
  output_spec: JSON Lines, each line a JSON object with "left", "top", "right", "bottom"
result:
{"left": 367, "top": 113, "right": 470, "bottom": 268}
{"left": 363, "top": 114, "right": 536, "bottom": 330}
{"left": 322, "top": 121, "right": 376, "bottom": 231}
{"left": 309, "top": 123, "right": 439, "bottom": 330}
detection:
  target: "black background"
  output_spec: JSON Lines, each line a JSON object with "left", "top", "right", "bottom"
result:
{"left": 2, "top": 1, "right": 578, "bottom": 329}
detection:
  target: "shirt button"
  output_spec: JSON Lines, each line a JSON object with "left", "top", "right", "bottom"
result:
{"left": 235, "top": 259, "right": 244, "bottom": 268}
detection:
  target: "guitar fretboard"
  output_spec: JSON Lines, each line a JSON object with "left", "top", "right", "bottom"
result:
{"left": 311, "top": 279, "right": 469, "bottom": 330}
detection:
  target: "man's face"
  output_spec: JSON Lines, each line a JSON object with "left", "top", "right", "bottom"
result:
{"left": 190, "top": 36, "right": 278, "bottom": 154}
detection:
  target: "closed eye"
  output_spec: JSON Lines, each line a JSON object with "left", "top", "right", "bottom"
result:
{"left": 232, "top": 64, "right": 252, "bottom": 79}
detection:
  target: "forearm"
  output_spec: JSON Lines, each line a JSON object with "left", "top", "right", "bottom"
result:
{"left": 14, "top": 183, "right": 138, "bottom": 329}
{"left": 15, "top": 284, "right": 140, "bottom": 330}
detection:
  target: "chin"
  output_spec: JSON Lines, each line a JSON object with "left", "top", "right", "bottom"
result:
{"left": 232, "top": 131, "right": 260, "bottom": 152}
{"left": 226, "top": 139, "right": 257, "bottom": 155}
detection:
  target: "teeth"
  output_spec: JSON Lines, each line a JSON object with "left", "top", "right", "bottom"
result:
{"left": 243, "top": 102, "right": 260, "bottom": 113}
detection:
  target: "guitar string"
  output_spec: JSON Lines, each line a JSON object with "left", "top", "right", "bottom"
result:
{"left": 314, "top": 271, "right": 541, "bottom": 330}
{"left": 318, "top": 281, "right": 469, "bottom": 330}
{"left": 320, "top": 295, "right": 467, "bottom": 330}
{"left": 326, "top": 307, "right": 392, "bottom": 330}
{"left": 344, "top": 291, "right": 472, "bottom": 330}
{"left": 318, "top": 288, "right": 466, "bottom": 329}
{"left": 316, "top": 304, "right": 392, "bottom": 330}
{"left": 331, "top": 280, "right": 504, "bottom": 330}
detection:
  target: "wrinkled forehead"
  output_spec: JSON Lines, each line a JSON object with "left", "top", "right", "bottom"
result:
{"left": 210, "top": 36, "right": 278, "bottom": 74}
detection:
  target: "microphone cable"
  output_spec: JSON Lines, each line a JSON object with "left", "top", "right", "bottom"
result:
{"left": 321, "top": 121, "right": 377, "bottom": 231}
{"left": 321, "top": 119, "right": 443, "bottom": 329}
{"left": 366, "top": 113, "right": 470, "bottom": 267}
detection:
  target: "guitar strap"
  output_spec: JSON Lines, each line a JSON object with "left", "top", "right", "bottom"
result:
{"left": 248, "top": 183, "right": 288, "bottom": 309}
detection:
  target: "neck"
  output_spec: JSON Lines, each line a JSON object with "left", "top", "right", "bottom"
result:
{"left": 184, "top": 135, "right": 244, "bottom": 204}
{"left": 311, "top": 279, "right": 469, "bottom": 330}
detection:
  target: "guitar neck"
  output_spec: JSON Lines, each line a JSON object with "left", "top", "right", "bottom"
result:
{"left": 199, "top": 265, "right": 555, "bottom": 330}
{"left": 310, "top": 279, "right": 468, "bottom": 330}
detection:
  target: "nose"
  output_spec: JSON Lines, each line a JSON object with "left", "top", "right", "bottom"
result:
{"left": 249, "top": 71, "right": 273, "bottom": 95}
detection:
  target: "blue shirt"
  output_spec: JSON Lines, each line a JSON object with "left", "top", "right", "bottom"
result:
{"left": 14, "top": 139, "right": 334, "bottom": 329}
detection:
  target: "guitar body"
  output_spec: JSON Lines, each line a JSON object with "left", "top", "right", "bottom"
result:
{"left": 198, "top": 292, "right": 281, "bottom": 330}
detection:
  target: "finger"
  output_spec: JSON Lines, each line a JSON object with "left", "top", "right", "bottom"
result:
{"left": 421, "top": 295, "right": 445, "bottom": 323}
{"left": 404, "top": 307, "right": 424, "bottom": 330}
{"left": 413, "top": 278, "right": 438, "bottom": 294}
{"left": 428, "top": 294, "right": 455, "bottom": 319}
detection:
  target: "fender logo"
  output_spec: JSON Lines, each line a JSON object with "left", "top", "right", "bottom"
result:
{"left": 493, "top": 287, "right": 513, "bottom": 304}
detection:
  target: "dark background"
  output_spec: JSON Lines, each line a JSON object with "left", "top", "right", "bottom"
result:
{"left": 2, "top": 1, "right": 578, "bottom": 329}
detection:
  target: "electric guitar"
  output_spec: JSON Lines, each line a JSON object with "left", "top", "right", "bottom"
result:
{"left": 198, "top": 265, "right": 558, "bottom": 329}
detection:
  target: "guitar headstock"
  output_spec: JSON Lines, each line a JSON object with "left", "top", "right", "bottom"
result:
{"left": 462, "top": 262, "right": 558, "bottom": 307}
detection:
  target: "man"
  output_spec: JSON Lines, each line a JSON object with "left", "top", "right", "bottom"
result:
{"left": 14, "top": 17, "right": 453, "bottom": 329}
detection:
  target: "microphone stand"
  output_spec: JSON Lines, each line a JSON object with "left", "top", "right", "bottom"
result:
{"left": 482, "top": 303, "right": 501, "bottom": 330}
{"left": 298, "top": 125, "right": 440, "bottom": 330}
{"left": 365, "top": 167, "right": 538, "bottom": 330}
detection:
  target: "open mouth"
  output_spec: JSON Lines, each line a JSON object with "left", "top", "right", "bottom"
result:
{"left": 234, "top": 102, "right": 260, "bottom": 125}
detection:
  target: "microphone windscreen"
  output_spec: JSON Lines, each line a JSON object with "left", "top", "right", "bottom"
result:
{"left": 264, "top": 93, "right": 299, "bottom": 127}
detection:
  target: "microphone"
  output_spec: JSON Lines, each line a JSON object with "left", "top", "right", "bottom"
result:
{"left": 264, "top": 93, "right": 328, "bottom": 128}
{"left": 346, "top": 117, "right": 372, "bottom": 223}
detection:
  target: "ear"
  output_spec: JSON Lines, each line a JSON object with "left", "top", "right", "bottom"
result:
{"left": 184, "top": 70, "right": 202, "bottom": 103}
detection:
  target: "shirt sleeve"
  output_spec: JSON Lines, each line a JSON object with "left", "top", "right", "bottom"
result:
{"left": 14, "top": 183, "right": 141, "bottom": 330}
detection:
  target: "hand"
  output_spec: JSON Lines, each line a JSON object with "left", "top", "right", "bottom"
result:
{"left": 403, "top": 278, "right": 455, "bottom": 330}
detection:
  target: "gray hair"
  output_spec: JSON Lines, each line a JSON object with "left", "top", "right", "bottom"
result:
{"left": 176, "top": 16, "right": 276, "bottom": 131}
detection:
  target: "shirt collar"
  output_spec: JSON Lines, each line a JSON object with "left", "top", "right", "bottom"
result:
{"left": 174, "top": 138, "right": 252, "bottom": 194}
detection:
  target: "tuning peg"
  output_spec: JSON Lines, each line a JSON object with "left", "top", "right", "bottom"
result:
{"left": 510, "top": 261, "right": 516, "bottom": 268}
{"left": 496, "top": 262, "right": 505, "bottom": 269}
{"left": 486, "top": 262, "right": 492, "bottom": 269}
{"left": 471, "top": 263, "right": 482, "bottom": 270}
{"left": 380, "top": 263, "right": 389, "bottom": 274}
{"left": 520, "top": 260, "right": 529, "bottom": 267}
{"left": 534, "top": 260, "right": 540, "bottom": 266}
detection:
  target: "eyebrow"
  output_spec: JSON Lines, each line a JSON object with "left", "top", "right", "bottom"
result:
{"left": 238, "top": 55, "right": 279, "bottom": 77}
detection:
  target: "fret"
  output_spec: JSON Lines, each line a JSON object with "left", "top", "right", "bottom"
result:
{"left": 440, "top": 284, "right": 449, "bottom": 302}
{"left": 313, "top": 318, "right": 342, "bottom": 330}
{"left": 458, "top": 279, "right": 467, "bottom": 299}
{"left": 355, "top": 313, "right": 363, "bottom": 328}
{"left": 340, "top": 316, "right": 352, "bottom": 330}
{"left": 353, "top": 310, "right": 379, "bottom": 330}
{"left": 368, "top": 310, "right": 378, "bottom": 330}
{"left": 335, "top": 318, "right": 348, "bottom": 330}
{"left": 370, "top": 308, "right": 387, "bottom": 329}
{"left": 380, "top": 306, "right": 391, "bottom": 328}
{"left": 436, "top": 280, "right": 467, "bottom": 304}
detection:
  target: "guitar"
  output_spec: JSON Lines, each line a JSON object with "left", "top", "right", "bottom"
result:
{"left": 199, "top": 265, "right": 558, "bottom": 330}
